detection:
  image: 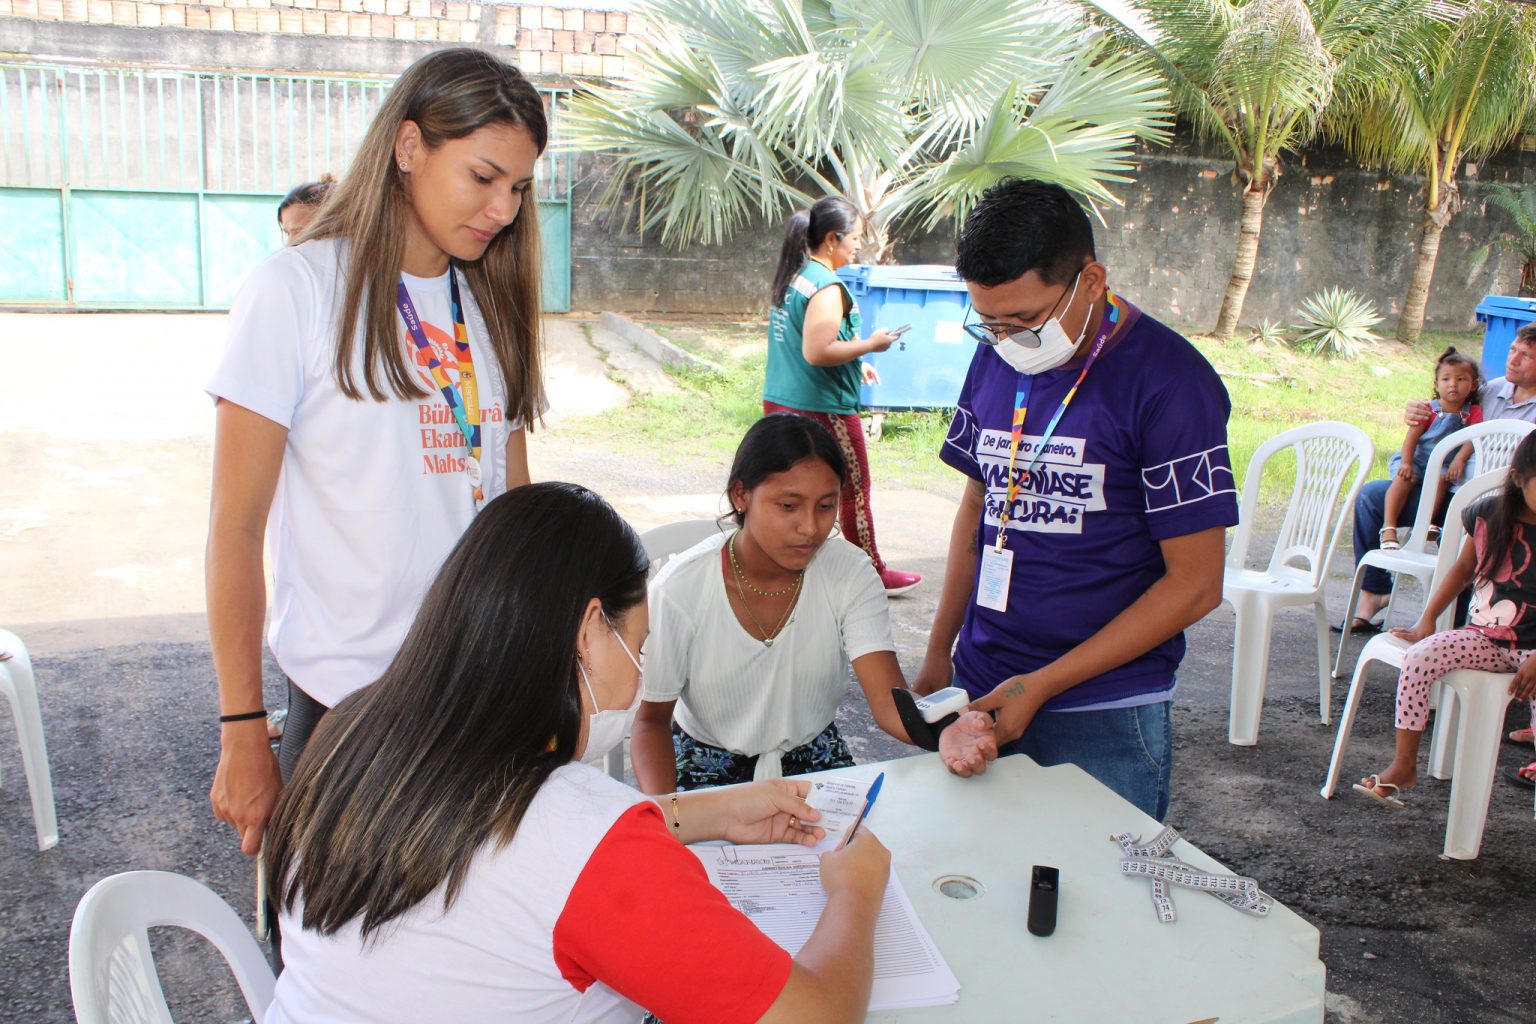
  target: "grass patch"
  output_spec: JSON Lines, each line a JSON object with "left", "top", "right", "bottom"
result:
{"left": 574, "top": 318, "right": 1486, "bottom": 504}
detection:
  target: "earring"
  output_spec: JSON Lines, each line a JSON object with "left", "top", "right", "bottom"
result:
{"left": 398, "top": 161, "right": 408, "bottom": 172}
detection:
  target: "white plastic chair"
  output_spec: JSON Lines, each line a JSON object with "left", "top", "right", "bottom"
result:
{"left": 605, "top": 519, "right": 725, "bottom": 781}
{"left": 1320, "top": 468, "right": 1504, "bottom": 804}
{"left": 1431, "top": 668, "right": 1528, "bottom": 859}
{"left": 69, "top": 870, "right": 276, "bottom": 1024}
{"left": 0, "top": 629, "right": 59, "bottom": 851}
{"left": 1332, "top": 420, "right": 1535, "bottom": 676}
{"left": 1222, "top": 423, "right": 1373, "bottom": 746}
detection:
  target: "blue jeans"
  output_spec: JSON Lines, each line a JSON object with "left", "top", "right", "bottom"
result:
{"left": 997, "top": 700, "right": 1173, "bottom": 821}
{"left": 1352, "top": 478, "right": 1425, "bottom": 594}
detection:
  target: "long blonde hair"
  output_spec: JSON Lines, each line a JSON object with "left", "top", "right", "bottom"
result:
{"left": 302, "top": 48, "right": 547, "bottom": 428}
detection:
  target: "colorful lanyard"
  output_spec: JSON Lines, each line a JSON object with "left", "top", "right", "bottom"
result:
{"left": 993, "top": 292, "right": 1124, "bottom": 551}
{"left": 397, "top": 271, "right": 484, "bottom": 507}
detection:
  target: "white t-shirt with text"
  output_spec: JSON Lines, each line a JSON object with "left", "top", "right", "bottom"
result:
{"left": 207, "top": 237, "right": 520, "bottom": 706}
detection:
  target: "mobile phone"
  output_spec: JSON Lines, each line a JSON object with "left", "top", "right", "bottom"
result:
{"left": 255, "top": 853, "right": 270, "bottom": 941}
{"left": 891, "top": 323, "right": 912, "bottom": 337}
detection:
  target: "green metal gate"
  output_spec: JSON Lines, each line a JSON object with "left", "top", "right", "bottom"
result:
{"left": 0, "top": 62, "right": 571, "bottom": 311}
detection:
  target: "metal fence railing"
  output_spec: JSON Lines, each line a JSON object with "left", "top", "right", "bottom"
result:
{"left": 0, "top": 62, "right": 570, "bottom": 201}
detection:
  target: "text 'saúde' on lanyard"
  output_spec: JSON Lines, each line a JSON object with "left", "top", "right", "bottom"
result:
{"left": 993, "top": 293, "right": 1124, "bottom": 552}
{"left": 397, "top": 272, "right": 484, "bottom": 510}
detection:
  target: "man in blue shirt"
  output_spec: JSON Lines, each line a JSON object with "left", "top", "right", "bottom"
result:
{"left": 917, "top": 179, "right": 1238, "bottom": 820}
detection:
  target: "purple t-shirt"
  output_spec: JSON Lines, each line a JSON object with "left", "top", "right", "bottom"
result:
{"left": 940, "top": 301, "right": 1238, "bottom": 710}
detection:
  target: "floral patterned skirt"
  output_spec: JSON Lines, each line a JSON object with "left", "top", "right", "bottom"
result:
{"left": 672, "top": 721, "right": 854, "bottom": 790}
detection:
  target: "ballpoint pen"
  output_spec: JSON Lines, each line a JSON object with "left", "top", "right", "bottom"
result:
{"left": 836, "top": 771, "right": 884, "bottom": 850}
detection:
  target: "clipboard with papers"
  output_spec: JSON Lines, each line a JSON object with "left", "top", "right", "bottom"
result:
{"left": 689, "top": 775, "right": 960, "bottom": 1011}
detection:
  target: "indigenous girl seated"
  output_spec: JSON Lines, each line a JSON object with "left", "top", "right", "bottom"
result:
{"left": 631, "top": 414, "right": 991, "bottom": 793}
{"left": 1356, "top": 433, "right": 1536, "bottom": 807}
{"left": 264, "top": 482, "right": 892, "bottom": 1024}
{"left": 1378, "top": 346, "right": 1482, "bottom": 551}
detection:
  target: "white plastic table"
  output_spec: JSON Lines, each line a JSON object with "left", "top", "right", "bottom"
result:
{"left": 817, "top": 752, "right": 1325, "bottom": 1024}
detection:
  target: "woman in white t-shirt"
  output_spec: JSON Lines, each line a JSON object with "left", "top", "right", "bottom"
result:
{"left": 631, "top": 414, "right": 926, "bottom": 793}
{"left": 207, "top": 49, "right": 548, "bottom": 859}
{"left": 263, "top": 482, "right": 892, "bottom": 1024}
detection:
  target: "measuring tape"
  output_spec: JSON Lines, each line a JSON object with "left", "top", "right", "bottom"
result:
{"left": 1112, "top": 828, "right": 1273, "bottom": 924}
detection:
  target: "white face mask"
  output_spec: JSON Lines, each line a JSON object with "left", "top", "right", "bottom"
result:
{"left": 994, "top": 274, "right": 1086, "bottom": 376}
{"left": 578, "top": 614, "right": 644, "bottom": 766}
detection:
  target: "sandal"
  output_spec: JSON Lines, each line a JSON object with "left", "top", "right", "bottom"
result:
{"left": 1330, "top": 615, "right": 1383, "bottom": 635}
{"left": 1378, "top": 527, "right": 1401, "bottom": 552}
{"left": 1352, "top": 774, "right": 1409, "bottom": 808}
{"left": 1502, "top": 762, "right": 1536, "bottom": 789}
{"left": 1508, "top": 727, "right": 1534, "bottom": 746}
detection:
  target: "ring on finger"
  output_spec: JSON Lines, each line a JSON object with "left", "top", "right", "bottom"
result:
{"left": 789, "top": 816, "right": 799, "bottom": 828}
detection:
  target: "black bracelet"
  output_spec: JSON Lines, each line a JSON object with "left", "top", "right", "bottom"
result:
{"left": 219, "top": 709, "right": 267, "bottom": 723}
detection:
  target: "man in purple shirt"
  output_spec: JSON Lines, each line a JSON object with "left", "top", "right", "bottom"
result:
{"left": 917, "top": 179, "right": 1237, "bottom": 819}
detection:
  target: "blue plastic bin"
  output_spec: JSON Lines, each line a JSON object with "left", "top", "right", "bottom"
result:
{"left": 836, "top": 264, "right": 974, "bottom": 411}
{"left": 1474, "top": 295, "right": 1536, "bottom": 383}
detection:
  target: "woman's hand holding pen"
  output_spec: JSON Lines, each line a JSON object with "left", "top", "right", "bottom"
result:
{"left": 819, "top": 827, "right": 890, "bottom": 903}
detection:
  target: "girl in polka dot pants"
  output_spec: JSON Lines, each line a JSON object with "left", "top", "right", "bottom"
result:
{"left": 1358, "top": 434, "right": 1536, "bottom": 807}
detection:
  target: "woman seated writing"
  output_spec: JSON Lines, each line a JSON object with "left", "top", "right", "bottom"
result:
{"left": 264, "top": 482, "right": 890, "bottom": 1024}
{"left": 632, "top": 413, "right": 989, "bottom": 793}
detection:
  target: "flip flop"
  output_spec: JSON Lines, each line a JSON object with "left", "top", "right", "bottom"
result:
{"left": 1502, "top": 762, "right": 1536, "bottom": 789}
{"left": 1331, "top": 617, "right": 1384, "bottom": 635}
{"left": 1352, "top": 775, "right": 1408, "bottom": 808}
{"left": 1507, "top": 728, "right": 1534, "bottom": 746}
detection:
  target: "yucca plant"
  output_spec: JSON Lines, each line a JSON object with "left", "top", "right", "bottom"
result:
{"left": 1291, "top": 287, "right": 1382, "bottom": 358}
{"left": 1248, "top": 318, "right": 1289, "bottom": 346}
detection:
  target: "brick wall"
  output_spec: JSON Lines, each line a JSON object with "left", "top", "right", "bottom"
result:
{"left": 0, "top": 1, "right": 642, "bottom": 79}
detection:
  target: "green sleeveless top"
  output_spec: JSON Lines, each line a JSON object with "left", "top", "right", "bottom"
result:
{"left": 763, "top": 260, "right": 863, "bottom": 414}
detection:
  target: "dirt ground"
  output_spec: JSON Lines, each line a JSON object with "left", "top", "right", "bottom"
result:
{"left": 1, "top": 314, "right": 1533, "bottom": 1023}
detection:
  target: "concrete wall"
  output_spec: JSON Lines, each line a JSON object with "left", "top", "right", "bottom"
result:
{"left": 573, "top": 140, "right": 1536, "bottom": 331}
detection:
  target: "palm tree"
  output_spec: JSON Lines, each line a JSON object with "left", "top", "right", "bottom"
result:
{"left": 1330, "top": 0, "right": 1536, "bottom": 342}
{"left": 560, "top": 0, "right": 1172, "bottom": 263}
{"left": 1470, "top": 182, "right": 1536, "bottom": 298}
{"left": 1088, "top": 0, "right": 1451, "bottom": 340}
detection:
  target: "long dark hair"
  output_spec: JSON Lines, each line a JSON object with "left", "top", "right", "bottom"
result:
{"left": 725, "top": 413, "right": 847, "bottom": 526}
{"left": 306, "top": 47, "right": 548, "bottom": 429}
{"left": 1432, "top": 345, "right": 1482, "bottom": 406}
{"left": 265, "top": 482, "right": 648, "bottom": 940}
{"left": 769, "top": 196, "right": 860, "bottom": 306}
{"left": 1476, "top": 432, "right": 1536, "bottom": 587}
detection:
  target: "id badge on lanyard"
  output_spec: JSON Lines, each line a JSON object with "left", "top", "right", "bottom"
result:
{"left": 979, "top": 293, "right": 1124, "bottom": 613}
{"left": 397, "top": 271, "right": 485, "bottom": 511}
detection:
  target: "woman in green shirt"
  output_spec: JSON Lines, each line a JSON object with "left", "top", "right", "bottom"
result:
{"left": 763, "top": 196, "right": 921, "bottom": 596}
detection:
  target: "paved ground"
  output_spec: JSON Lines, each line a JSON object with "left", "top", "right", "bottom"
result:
{"left": 1, "top": 313, "right": 1533, "bottom": 1022}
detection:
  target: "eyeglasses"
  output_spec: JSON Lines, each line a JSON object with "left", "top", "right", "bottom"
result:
{"left": 962, "top": 272, "right": 1081, "bottom": 348}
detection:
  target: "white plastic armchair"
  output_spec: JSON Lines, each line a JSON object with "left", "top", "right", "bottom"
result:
{"left": 605, "top": 519, "right": 725, "bottom": 781}
{"left": 1319, "top": 468, "right": 1523, "bottom": 858}
{"left": 0, "top": 629, "right": 59, "bottom": 851}
{"left": 1332, "top": 419, "right": 1534, "bottom": 677}
{"left": 1222, "top": 422, "right": 1373, "bottom": 746}
{"left": 1321, "top": 467, "right": 1503, "bottom": 798}
{"left": 69, "top": 870, "right": 275, "bottom": 1024}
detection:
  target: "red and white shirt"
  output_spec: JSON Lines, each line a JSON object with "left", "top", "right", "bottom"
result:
{"left": 267, "top": 763, "right": 791, "bottom": 1024}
